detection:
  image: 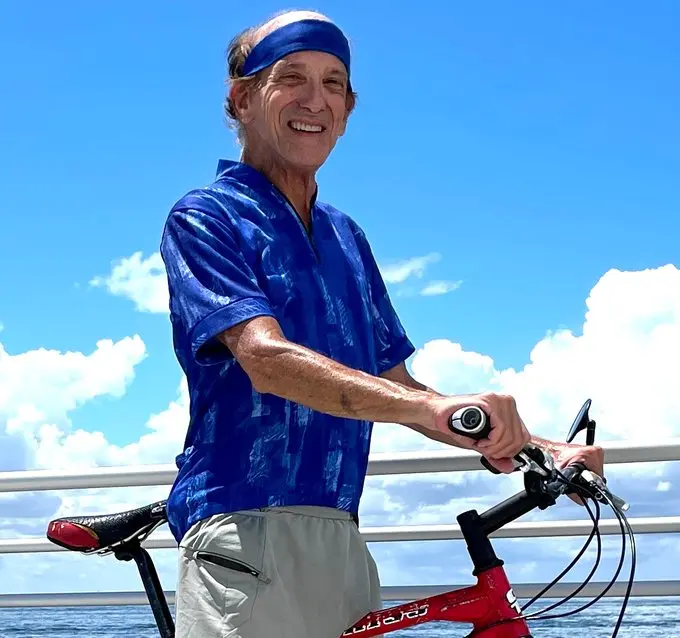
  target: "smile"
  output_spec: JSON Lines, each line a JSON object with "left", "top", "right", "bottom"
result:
{"left": 288, "top": 120, "right": 325, "bottom": 133}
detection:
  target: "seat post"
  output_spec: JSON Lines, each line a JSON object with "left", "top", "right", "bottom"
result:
{"left": 114, "top": 542, "right": 175, "bottom": 638}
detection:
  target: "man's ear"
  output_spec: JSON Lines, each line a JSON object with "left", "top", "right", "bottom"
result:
{"left": 229, "top": 80, "right": 254, "bottom": 124}
{"left": 338, "top": 92, "right": 355, "bottom": 136}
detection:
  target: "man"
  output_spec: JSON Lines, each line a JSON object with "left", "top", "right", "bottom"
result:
{"left": 160, "top": 9, "right": 604, "bottom": 638}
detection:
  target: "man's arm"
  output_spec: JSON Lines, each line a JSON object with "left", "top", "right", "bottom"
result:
{"left": 379, "top": 362, "right": 482, "bottom": 446}
{"left": 380, "top": 361, "right": 440, "bottom": 395}
{"left": 219, "top": 319, "right": 534, "bottom": 462}
{"left": 380, "top": 364, "right": 604, "bottom": 475}
{"left": 380, "top": 362, "right": 547, "bottom": 450}
{"left": 218, "top": 316, "right": 437, "bottom": 430}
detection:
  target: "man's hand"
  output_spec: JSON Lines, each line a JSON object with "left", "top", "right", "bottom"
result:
{"left": 428, "top": 392, "right": 531, "bottom": 473}
{"left": 531, "top": 438, "right": 605, "bottom": 505}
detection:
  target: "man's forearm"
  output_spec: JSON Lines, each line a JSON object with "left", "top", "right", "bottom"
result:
{"left": 377, "top": 368, "right": 459, "bottom": 443}
{"left": 233, "top": 335, "right": 434, "bottom": 427}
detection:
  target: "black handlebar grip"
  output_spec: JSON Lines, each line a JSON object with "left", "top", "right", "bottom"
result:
{"left": 560, "top": 462, "right": 587, "bottom": 484}
{"left": 448, "top": 407, "right": 500, "bottom": 474}
{"left": 448, "top": 406, "right": 491, "bottom": 440}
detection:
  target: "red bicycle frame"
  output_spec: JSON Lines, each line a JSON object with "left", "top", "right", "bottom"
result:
{"left": 342, "top": 566, "right": 529, "bottom": 637}
{"left": 339, "top": 469, "right": 563, "bottom": 638}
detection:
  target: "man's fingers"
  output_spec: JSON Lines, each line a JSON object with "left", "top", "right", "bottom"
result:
{"left": 478, "top": 424, "right": 525, "bottom": 459}
{"left": 485, "top": 457, "right": 516, "bottom": 474}
{"left": 477, "top": 415, "right": 513, "bottom": 451}
{"left": 449, "top": 393, "right": 531, "bottom": 464}
{"left": 487, "top": 437, "right": 525, "bottom": 460}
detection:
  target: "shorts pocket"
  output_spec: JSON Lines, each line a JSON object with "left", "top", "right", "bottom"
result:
{"left": 178, "top": 513, "right": 270, "bottom": 633}
{"left": 195, "top": 550, "right": 271, "bottom": 584}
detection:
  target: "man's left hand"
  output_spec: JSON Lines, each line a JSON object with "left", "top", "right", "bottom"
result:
{"left": 544, "top": 440, "right": 605, "bottom": 505}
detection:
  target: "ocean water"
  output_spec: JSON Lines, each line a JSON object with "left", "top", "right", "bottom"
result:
{"left": 0, "top": 599, "right": 678, "bottom": 638}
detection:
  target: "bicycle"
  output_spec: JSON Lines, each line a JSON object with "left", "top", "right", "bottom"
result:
{"left": 45, "top": 399, "right": 635, "bottom": 637}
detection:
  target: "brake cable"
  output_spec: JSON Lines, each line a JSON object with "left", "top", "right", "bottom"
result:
{"left": 519, "top": 470, "right": 634, "bottom": 636}
{"left": 521, "top": 493, "right": 602, "bottom": 614}
{"left": 602, "top": 490, "right": 637, "bottom": 637}
{"left": 520, "top": 477, "right": 608, "bottom": 620}
{"left": 465, "top": 475, "right": 609, "bottom": 637}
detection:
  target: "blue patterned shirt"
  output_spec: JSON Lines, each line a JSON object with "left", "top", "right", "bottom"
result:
{"left": 160, "top": 159, "right": 415, "bottom": 542}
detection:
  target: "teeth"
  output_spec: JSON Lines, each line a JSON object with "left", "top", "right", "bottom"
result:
{"left": 290, "top": 121, "right": 323, "bottom": 132}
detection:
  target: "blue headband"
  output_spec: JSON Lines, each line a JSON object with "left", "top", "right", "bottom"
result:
{"left": 242, "top": 19, "right": 351, "bottom": 78}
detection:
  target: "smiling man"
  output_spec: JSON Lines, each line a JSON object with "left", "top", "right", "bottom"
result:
{"left": 159, "top": 9, "right": 604, "bottom": 638}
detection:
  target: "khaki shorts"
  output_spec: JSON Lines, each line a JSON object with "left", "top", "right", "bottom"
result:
{"left": 174, "top": 505, "right": 382, "bottom": 638}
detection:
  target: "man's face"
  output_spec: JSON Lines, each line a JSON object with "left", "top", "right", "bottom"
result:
{"left": 238, "top": 50, "right": 352, "bottom": 171}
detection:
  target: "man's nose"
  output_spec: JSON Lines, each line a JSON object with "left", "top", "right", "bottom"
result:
{"left": 297, "top": 79, "right": 325, "bottom": 112}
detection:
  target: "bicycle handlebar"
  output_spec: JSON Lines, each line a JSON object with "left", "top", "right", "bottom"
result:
{"left": 448, "top": 406, "right": 550, "bottom": 475}
{"left": 448, "top": 405, "right": 629, "bottom": 521}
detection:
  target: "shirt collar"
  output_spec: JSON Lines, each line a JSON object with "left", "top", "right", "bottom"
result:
{"left": 215, "top": 159, "right": 319, "bottom": 210}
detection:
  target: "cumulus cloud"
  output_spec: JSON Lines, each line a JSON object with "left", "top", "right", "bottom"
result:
{"left": 0, "top": 337, "right": 147, "bottom": 432}
{"left": 2, "top": 264, "right": 680, "bottom": 597}
{"left": 0, "top": 334, "right": 153, "bottom": 583}
{"left": 406, "top": 265, "right": 680, "bottom": 443}
{"left": 0, "top": 332, "right": 184, "bottom": 594}
{"left": 0, "top": 338, "right": 148, "bottom": 475}
{"left": 419, "top": 280, "right": 463, "bottom": 296}
{"left": 90, "top": 252, "right": 168, "bottom": 314}
{"left": 88, "top": 248, "right": 459, "bottom": 314}
{"left": 367, "top": 264, "right": 680, "bottom": 583}
{"left": 379, "top": 253, "right": 441, "bottom": 284}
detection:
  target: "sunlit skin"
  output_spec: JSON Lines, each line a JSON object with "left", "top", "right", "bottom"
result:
{"left": 230, "top": 50, "right": 354, "bottom": 225}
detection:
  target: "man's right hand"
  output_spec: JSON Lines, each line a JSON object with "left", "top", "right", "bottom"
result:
{"left": 427, "top": 392, "right": 531, "bottom": 474}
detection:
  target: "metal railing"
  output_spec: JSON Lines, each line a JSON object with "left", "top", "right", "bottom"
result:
{"left": 0, "top": 438, "right": 679, "bottom": 607}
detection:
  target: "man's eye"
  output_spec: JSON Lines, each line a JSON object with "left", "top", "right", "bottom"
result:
{"left": 281, "top": 73, "right": 302, "bottom": 82}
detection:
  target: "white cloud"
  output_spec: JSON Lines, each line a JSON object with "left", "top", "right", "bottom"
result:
{"left": 0, "top": 334, "right": 151, "bottom": 568}
{"left": 89, "top": 248, "right": 456, "bottom": 313}
{"left": 419, "top": 280, "right": 462, "bottom": 296}
{"left": 90, "top": 252, "right": 168, "bottom": 313}
{"left": 0, "top": 336, "right": 147, "bottom": 429}
{"left": 379, "top": 252, "right": 441, "bottom": 284}
{"left": 0, "top": 330, "right": 184, "bottom": 595}
{"left": 368, "top": 264, "right": 680, "bottom": 584}
{"left": 2, "top": 264, "right": 680, "bottom": 597}
{"left": 408, "top": 264, "right": 680, "bottom": 443}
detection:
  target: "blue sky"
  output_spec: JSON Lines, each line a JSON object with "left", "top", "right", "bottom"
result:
{"left": 1, "top": 0, "right": 679, "bottom": 612}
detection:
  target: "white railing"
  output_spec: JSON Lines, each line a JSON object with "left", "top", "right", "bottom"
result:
{"left": 2, "top": 440, "right": 680, "bottom": 493}
{"left": 0, "top": 438, "right": 679, "bottom": 608}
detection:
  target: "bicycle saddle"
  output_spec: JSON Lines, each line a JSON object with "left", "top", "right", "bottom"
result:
{"left": 46, "top": 500, "right": 168, "bottom": 553}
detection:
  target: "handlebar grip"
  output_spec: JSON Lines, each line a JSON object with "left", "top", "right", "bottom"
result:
{"left": 448, "top": 406, "right": 491, "bottom": 440}
{"left": 560, "top": 462, "right": 587, "bottom": 482}
{"left": 558, "top": 462, "right": 588, "bottom": 495}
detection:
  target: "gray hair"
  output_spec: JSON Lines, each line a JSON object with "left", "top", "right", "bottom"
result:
{"left": 223, "top": 10, "right": 357, "bottom": 145}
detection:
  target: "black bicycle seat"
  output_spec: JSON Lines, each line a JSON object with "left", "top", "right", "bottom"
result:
{"left": 46, "top": 500, "right": 168, "bottom": 553}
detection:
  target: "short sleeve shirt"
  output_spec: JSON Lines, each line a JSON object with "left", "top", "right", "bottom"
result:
{"left": 160, "top": 159, "right": 415, "bottom": 542}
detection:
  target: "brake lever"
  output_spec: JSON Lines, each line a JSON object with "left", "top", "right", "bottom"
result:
{"left": 480, "top": 444, "right": 553, "bottom": 477}
{"left": 580, "top": 469, "right": 630, "bottom": 511}
{"left": 448, "top": 407, "right": 555, "bottom": 477}
{"left": 517, "top": 444, "right": 554, "bottom": 476}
